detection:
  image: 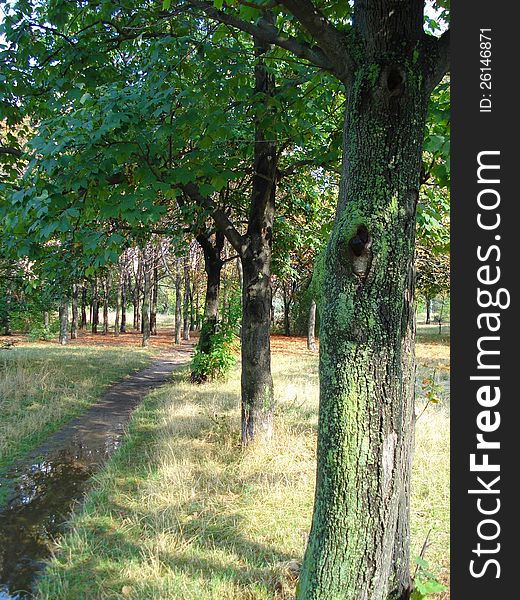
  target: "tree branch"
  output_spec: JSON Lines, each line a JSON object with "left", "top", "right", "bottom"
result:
{"left": 181, "top": 182, "right": 246, "bottom": 255}
{"left": 185, "top": 0, "right": 336, "bottom": 76}
{"left": 0, "top": 146, "right": 24, "bottom": 158}
{"left": 276, "top": 0, "right": 354, "bottom": 82}
{"left": 428, "top": 28, "right": 450, "bottom": 90}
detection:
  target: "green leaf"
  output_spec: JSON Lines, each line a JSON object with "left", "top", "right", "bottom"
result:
{"left": 163, "top": 0, "right": 171, "bottom": 9}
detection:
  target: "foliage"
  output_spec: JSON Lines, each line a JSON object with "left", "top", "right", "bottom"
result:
{"left": 191, "top": 287, "right": 241, "bottom": 382}
{"left": 411, "top": 557, "right": 446, "bottom": 599}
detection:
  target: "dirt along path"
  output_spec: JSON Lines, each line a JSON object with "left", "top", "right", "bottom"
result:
{"left": 0, "top": 341, "right": 195, "bottom": 600}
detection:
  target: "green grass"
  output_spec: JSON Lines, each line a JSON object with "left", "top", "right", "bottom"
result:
{"left": 37, "top": 342, "right": 449, "bottom": 600}
{"left": 0, "top": 345, "right": 151, "bottom": 474}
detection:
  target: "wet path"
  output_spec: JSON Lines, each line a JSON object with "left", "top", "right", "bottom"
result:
{"left": 0, "top": 344, "right": 194, "bottom": 599}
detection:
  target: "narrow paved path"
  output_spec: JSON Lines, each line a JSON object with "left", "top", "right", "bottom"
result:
{"left": 0, "top": 343, "right": 194, "bottom": 599}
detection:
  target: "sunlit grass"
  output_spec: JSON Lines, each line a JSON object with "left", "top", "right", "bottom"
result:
{"left": 37, "top": 338, "right": 449, "bottom": 599}
{"left": 0, "top": 345, "right": 151, "bottom": 473}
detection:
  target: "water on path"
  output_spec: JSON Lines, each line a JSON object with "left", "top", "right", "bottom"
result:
{"left": 0, "top": 346, "right": 192, "bottom": 598}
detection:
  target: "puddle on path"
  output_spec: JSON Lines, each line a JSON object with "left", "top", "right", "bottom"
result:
{"left": 0, "top": 346, "right": 193, "bottom": 598}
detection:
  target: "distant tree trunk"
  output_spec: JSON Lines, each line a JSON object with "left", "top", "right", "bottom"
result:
{"left": 141, "top": 249, "right": 151, "bottom": 348}
{"left": 120, "top": 274, "right": 127, "bottom": 333}
{"left": 44, "top": 311, "right": 50, "bottom": 330}
{"left": 71, "top": 284, "right": 78, "bottom": 339}
{"left": 425, "top": 296, "right": 432, "bottom": 324}
{"left": 307, "top": 299, "right": 317, "bottom": 352}
{"left": 80, "top": 285, "right": 87, "bottom": 329}
{"left": 150, "top": 265, "right": 158, "bottom": 335}
{"left": 59, "top": 299, "right": 68, "bottom": 345}
{"left": 102, "top": 274, "right": 111, "bottom": 335}
{"left": 175, "top": 257, "right": 182, "bottom": 345}
{"left": 91, "top": 279, "right": 99, "bottom": 334}
{"left": 114, "top": 272, "right": 121, "bottom": 337}
{"left": 183, "top": 255, "right": 190, "bottom": 340}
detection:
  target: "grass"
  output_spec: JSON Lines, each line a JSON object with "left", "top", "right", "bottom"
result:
{"left": 0, "top": 344, "right": 151, "bottom": 474}
{"left": 37, "top": 336, "right": 449, "bottom": 599}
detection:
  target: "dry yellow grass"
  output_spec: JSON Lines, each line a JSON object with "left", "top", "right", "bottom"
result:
{"left": 37, "top": 337, "right": 449, "bottom": 599}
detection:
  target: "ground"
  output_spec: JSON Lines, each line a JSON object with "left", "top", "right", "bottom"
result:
{"left": 0, "top": 324, "right": 450, "bottom": 599}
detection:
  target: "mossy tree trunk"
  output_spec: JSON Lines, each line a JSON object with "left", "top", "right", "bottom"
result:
{"left": 296, "top": 2, "right": 447, "bottom": 598}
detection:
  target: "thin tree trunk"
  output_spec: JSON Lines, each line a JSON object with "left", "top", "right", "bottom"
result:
{"left": 425, "top": 296, "right": 431, "bottom": 324}
{"left": 120, "top": 273, "right": 127, "bottom": 332}
{"left": 3, "top": 289, "right": 12, "bottom": 336}
{"left": 150, "top": 265, "right": 158, "bottom": 335}
{"left": 91, "top": 279, "right": 99, "bottom": 334}
{"left": 141, "top": 248, "right": 151, "bottom": 347}
{"left": 71, "top": 284, "right": 78, "bottom": 339}
{"left": 183, "top": 255, "right": 190, "bottom": 340}
{"left": 80, "top": 285, "right": 87, "bottom": 329}
{"left": 44, "top": 311, "right": 50, "bottom": 330}
{"left": 58, "top": 299, "right": 68, "bottom": 345}
{"left": 282, "top": 284, "right": 291, "bottom": 336}
{"left": 102, "top": 274, "right": 111, "bottom": 335}
{"left": 298, "top": 3, "right": 432, "bottom": 596}
{"left": 307, "top": 298, "right": 317, "bottom": 352}
{"left": 114, "top": 271, "right": 120, "bottom": 337}
{"left": 175, "top": 257, "right": 182, "bottom": 345}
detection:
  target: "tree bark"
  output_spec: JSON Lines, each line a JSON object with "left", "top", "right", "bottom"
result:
{"left": 71, "top": 284, "right": 78, "bottom": 339}
{"left": 175, "top": 257, "right": 182, "bottom": 345}
{"left": 307, "top": 298, "right": 317, "bottom": 352}
{"left": 2, "top": 289, "right": 12, "bottom": 336}
{"left": 298, "top": 3, "right": 433, "bottom": 597}
{"left": 43, "top": 311, "right": 50, "bottom": 330}
{"left": 114, "top": 271, "right": 121, "bottom": 337}
{"left": 282, "top": 284, "right": 291, "bottom": 336}
{"left": 183, "top": 255, "right": 190, "bottom": 340}
{"left": 58, "top": 299, "right": 68, "bottom": 345}
{"left": 425, "top": 296, "right": 431, "bottom": 324}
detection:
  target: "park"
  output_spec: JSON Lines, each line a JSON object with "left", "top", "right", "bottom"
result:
{"left": 1, "top": 1, "right": 450, "bottom": 599}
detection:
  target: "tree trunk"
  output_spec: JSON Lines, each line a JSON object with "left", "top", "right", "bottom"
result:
{"left": 183, "top": 255, "right": 190, "bottom": 340}
{"left": 238, "top": 28, "right": 276, "bottom": 445}
{"left": 43, "top": 311, "right": 50, "bottom": 330}
{"left": 58, "top": 299, "right": 68, "bottom": 345}
{"left": 425, "top": 296, "right": 431, "bottom": 324}
{"left": 298, "top": 4, "right": 431, "bottom": 597}
{"left": 80, "top": 285, "right": 87, "bottom": 329}
{"left": 71, "top": 284, "right": 78, "bottom": 339}
{"left": 120, "top": 274, "right": 127, "bottom": 333}
{"left": 175, "top": 257, "right": 182, "bottom": 345}
{"left": 141, "top": 249, "right": 151, "bottom": 348}
{"left": 307, "top": 298, "right": 317, "bottom": 352}
{"left": 114, "top": 272, "right": 121, "bottom": 337}
{"left": 102, "top": 274, "right": 111, "bottom": 335}
{"left": 150, "top": 265, "right": 158, "bottom": 335}
{"left": 91, "top": 279, "right": 99, "bottom": 334}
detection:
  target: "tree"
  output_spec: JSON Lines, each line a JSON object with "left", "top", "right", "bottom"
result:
{"left": 185, "top": 1, "right": 449, "bottom": 597}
